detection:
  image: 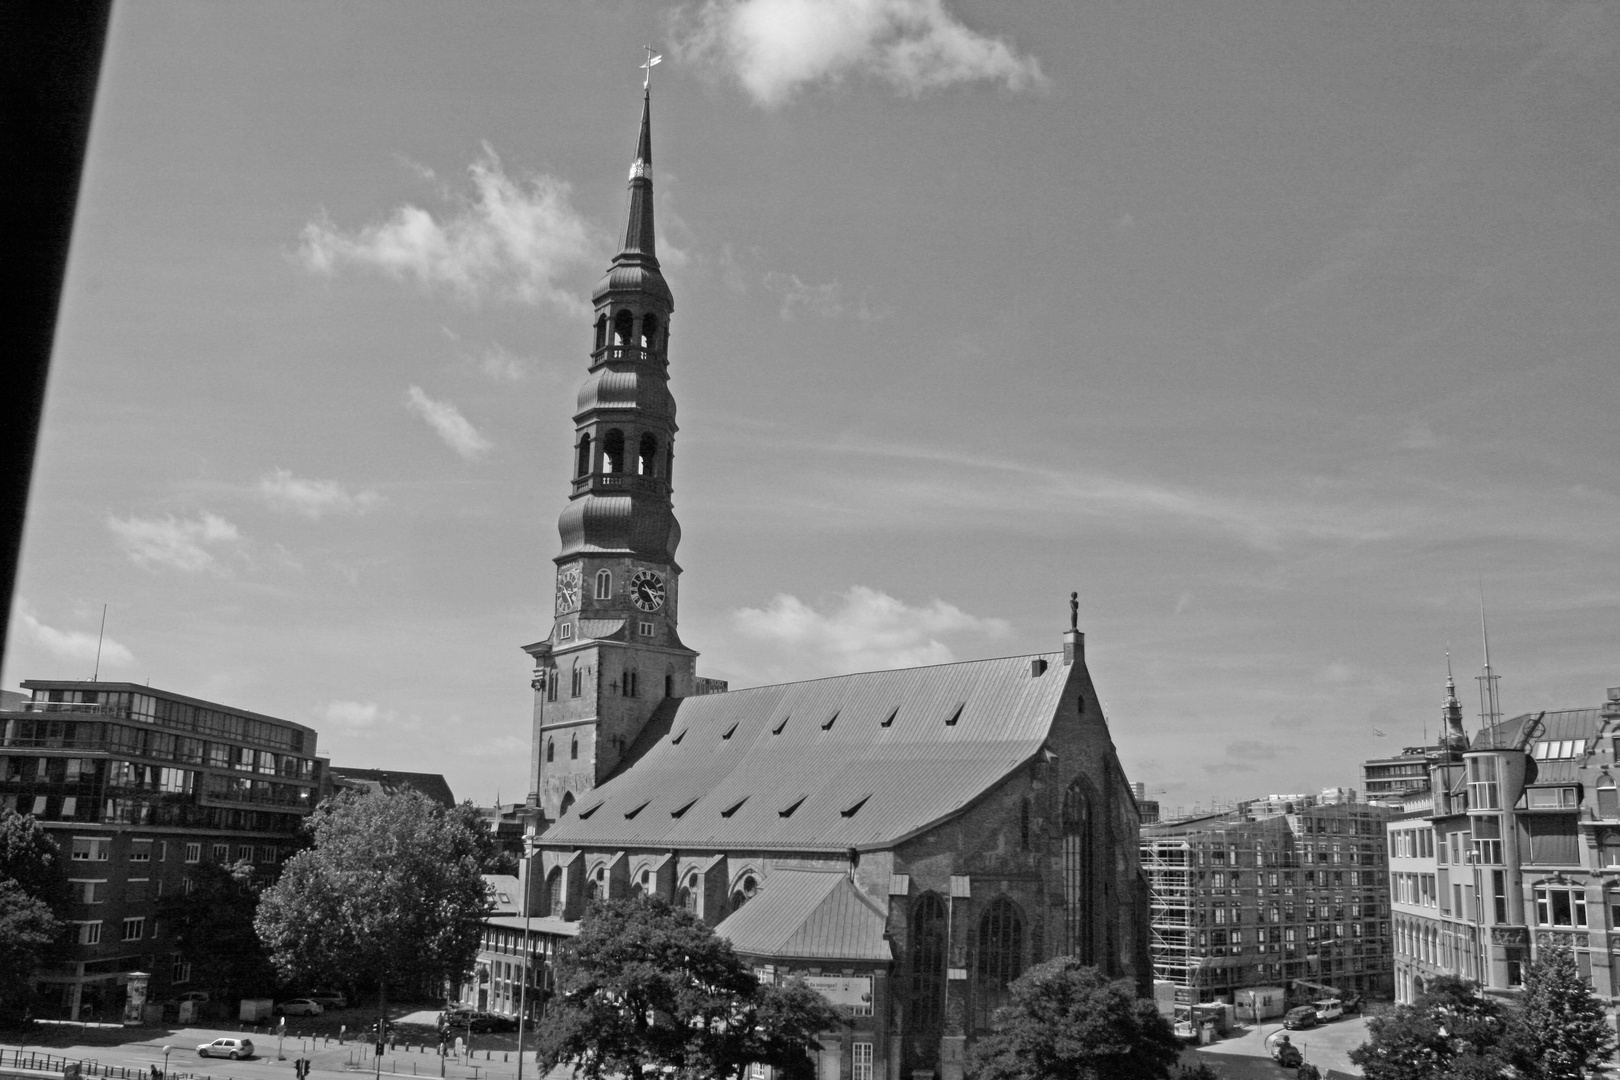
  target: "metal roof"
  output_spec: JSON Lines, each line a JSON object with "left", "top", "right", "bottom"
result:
{"left": 539, "top": 653, "right": 1071, "bottom": 852}
{"left": 1477, "top": 708, "right": 1608, "bottom": 783}
{"left": 713, "top": 870, "right": 891, "bottom": 962}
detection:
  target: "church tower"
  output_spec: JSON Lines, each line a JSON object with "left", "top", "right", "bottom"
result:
{"left": 524, "top": 88, "right": 698, "bottom": 822}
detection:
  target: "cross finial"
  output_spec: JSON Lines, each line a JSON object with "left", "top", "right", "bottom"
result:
{"left": 641, "top": 45, "right": 663, "bottom": 91}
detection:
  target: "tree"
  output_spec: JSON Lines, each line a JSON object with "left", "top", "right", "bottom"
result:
{"left": 1510, "top": 946, "right": 1615, "bottom": 1080}
{"left": 0, "top": 810, "right": 65, "bottom": 1013}
{"left": 254, "top": 789, "right": 490, "bottom": 1022}
{"left": 158, "top": 858, "right": 277, "bottom": 1000}
{"left": 538, "top": 896, "right": 839, "bottom": 1080}
{"left": 963, "top": 958, "right": 1182, "bottom": 1080}
{"left": 447, "top": 801, "right": 519, "bottom": 876}
{"left": 1349, "top": 976, "right": 1512, "bottom": 1080}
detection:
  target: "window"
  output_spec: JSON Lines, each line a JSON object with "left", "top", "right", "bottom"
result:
{"left": 570, "top": 735, "right": 579, "bottom": 760}
{"left": 184, "top": 843, "right": 201, "bottom": 863}
{"left": 129, "top": 843, "right": 151, "bottom": 863}
{"left": 236, "top": 845, "right": 253, "bottom": 862}
{"left": 172, "top": 955, "right": 191, "bottom": 983}
{"left": 596, "top": 569, "right": 612, "bottom": 600}
{"left": 546, "top": 868, "right": 564, "bottom": 917}
{"left": 1468, "top": 756, "right": 1500, "bottom": 810}
{"left": 1493, "top": 870, "right": 1509, "bottom": 924}
{"left": 1527, "top": 787, "right": 1580, "bottom": 810}
{"left": 70, "top": 837, "right": 109, "bottom": 862}
{"left": 1535, "top": 886, "right": 1588, "bottom": 927}
{"left": 122, "top": 917, "right": 144, "bottom": 942}
{"left": 602, "top": 430, "right": 625, "bottom": 474}
{"left": 76, "top": 922, "right": 101, "bottom": 945}
{"left": 570, "top": 665, "right": 582, "bottom": 698}
{"left": 623, "top": 670, "right": 639, "bottom": 698}
{"left": 1599, "top": 776, "right": 1619, "bottom": 820}
{"left": 638, "top": 433, "right": 660, "bottom": 477}
{"left": 973, "top": 898, "right": 1024, "bottom": 1030}
{"left": 212, "top": 843, "right": 228, "bottom": 861}
{"left": 907, "top": 894, "right": 948, "bottom": 1049}
{"left": 1472, "top": 815, "right": 1504, "bottom": 865}
{"left": 853, "top": 1044, "right": 873, "bottom": 1080}
{"left": 730, "top": 874, "right": 758, "bottom": 913}
{"left": 69, "top": 880, "right": 104, "bottom": 904}
{"left": 638, "top": 621, "right": 655, "bottom": 637}
{"left": 1061, "top": 780, "right": 1095, "bottom": 963}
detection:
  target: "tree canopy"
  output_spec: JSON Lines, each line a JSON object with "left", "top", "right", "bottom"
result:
{"left": 254, "top": 788, "right": 490, "bottom": 1002}
{"left": 158, "top": 858, "right": 278, "bottom": 1000}
{"left": 538, "top": 896, "right": 839, "bottom": 1080}
{"left": 1513, "top": 946, "right": 1615, "bottom": 1080}
{"left": 1350, "top": 976, "right": 1513, "bottom": 1080}
{"left": 963, "top": 958, "right": 1182, "bottom": 1080}
{"left": 0, "top": 810, "right": 65, "bottom": 1014}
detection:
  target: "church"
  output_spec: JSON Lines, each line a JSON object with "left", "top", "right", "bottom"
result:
{"left": 512, "top": 86, "right": 1150, "bottom": 1080}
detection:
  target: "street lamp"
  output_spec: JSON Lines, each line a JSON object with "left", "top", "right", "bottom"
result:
{"left": 161, "top": 1046, "right": 172, "bottom": 1080}
{"left": 515, "top": 825, "right": 538, "bottom": 1080}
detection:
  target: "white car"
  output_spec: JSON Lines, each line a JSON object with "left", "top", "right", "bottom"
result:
{"left": 276, "top": 998, "right": 323, "bottom": 1016}
{"left": 197, "top": 1038, "right": 254, "bottom": 1060}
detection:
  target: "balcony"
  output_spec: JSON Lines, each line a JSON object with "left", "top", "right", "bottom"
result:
{"left": 570, "top": 473, "right": 670, "bottom": 497}
{"left": 591, "top": 346, "right": 663, "bottom": 366}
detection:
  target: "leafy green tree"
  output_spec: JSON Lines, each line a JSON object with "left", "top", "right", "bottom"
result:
{"left": 158, "top": 858, "right": 277, "bottom": 1000}
{"left": 963, "top": 958, "right": 1182, "bottom": 1080}
{"left": 1349, "top": 976, "right": 1512, "bottom": 1080}
{"left": 254, "top": 789, "right": 490, "bottom": 1024}
{"left": 447, "top": 801, "right": 519, "bottom": 876}
{"left": 1510, "top": 945, "right": 1615, "bottom": 1080}
{"left": 0, "top": 810, "right": 65, "bottom": 1013}
{"left": 538, "top": 896, "right": 839, "bottom": 1080}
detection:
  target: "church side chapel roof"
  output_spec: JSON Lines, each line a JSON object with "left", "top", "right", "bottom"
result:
{"left": 540, "top": 652, "right": 1072, "bottom": 852}
{"left": 714, "top": 869, "right": 891, "bottom": 962}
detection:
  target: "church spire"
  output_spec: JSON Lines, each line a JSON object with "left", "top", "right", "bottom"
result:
{"left": 619, "top": 91, "right": 657, "bottom": 262}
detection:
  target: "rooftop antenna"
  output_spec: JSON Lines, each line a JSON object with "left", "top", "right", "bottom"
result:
{"left": 91, "top": 604, "right": 107, "bottom": 682}
{"left": 1476, "top": 578, "right": 1502, "bottom": 744}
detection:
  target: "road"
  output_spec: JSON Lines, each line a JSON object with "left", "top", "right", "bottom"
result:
{"left": 1192, "top": 1014, "right": 1371, "bottom": 1078}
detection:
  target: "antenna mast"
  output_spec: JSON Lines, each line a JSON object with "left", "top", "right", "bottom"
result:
{"left": 1476, "top": 581, "right": 1502, "bottom": 741}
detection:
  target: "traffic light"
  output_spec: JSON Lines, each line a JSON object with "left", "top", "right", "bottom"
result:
{"left": 374, "top": 1042, "right": 384, "bottom": 1057}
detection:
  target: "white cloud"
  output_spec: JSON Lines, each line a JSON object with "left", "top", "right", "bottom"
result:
{"left": 323, "top": 700, "right": 389, "bottom": 729}
{"left": 258, "top": 469, "right": 381, "bottom": 518}
{"left": 11, "top": 600, "right": 134, "bottom": 668}
{"left": 300, "top": 145, "right": 599, "bottom": 311}
{"left": 106, "top": 511, "right": 242, "bottom": 574}
{"left": 678, "top": 0, "right": 1046, "bottom": 107}
{"left": 405, "top": 386, "right": 492, "bottom": 460}
{"left": 474, "top": 343, "right": 535, "bottom": 382}
{"left": 729, "top": 585, "right": 1010, "bottom": 682}
{"left": 763, "top": 271, "right": 885, "bottom": 320}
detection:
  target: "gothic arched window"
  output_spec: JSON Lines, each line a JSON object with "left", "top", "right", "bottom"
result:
{"left": 575, "top": 433, "right": 592, "bottom": 477}
{"left": 638, "top": 433, "right": 659, "bottom": 477}
{"left": 730, "top": 873, "right": 758, "bottom": 913}
{"left": 602, "top": 430, "right": 625, "bottom": 474}
{"left": 1062, "top": 779, "right": 1095, "bottom": 963}
{"left": 680, "top": 872, "right": 699, "bottom": 913}
{"left": 624, "top": 669, "right": 639, "bottom": 698}
{"left": 546, "top": 739, "right": 554, "bottom": 763}
{"left": 596, "top": 569, "right": 612, "bottom": 601}
{"left": 907, "top": 893, "right": 948, "bottom": 1052}
{"left": 559, "top": 792, "right": 575, "bottom": 817}
{"left": 570, "top": 734, "right": 579, "bottom": 760}
{"left": 546, "top": 868, "right": 564, "bottom": 916}
{"left": 973, "top": 898, "right": 1024, "bottom": 1030}
{"left": 570, "top": 664, "right": 582, "bottom": 698}
{"left": 613, "top": 310, "right": 634, "bottom": 347}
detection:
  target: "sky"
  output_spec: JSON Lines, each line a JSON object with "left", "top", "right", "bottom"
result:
{"left": 8, "top": 0, "right": 1620, "bottom": 815}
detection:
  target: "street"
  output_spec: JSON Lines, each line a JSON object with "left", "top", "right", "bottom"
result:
{"left": 1192, "top": 1014, "right": 1371, "bottom": 1078}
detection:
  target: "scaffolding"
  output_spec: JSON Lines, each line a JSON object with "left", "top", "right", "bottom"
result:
{"left": 1143, "top": 837, "right": 1199, "bottom": 989}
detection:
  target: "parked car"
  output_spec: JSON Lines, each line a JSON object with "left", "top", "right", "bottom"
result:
{"left": 276, "top": 999, "right": 324, "bottom": 1017}
{"left": 197, "top": 1038, "right": 254, "bottom": 1060}
{"left": 439, "top": 1007, "right": 476, "bottom": 1029}
{"left": 307, "top": 991, "right": 348, "bottom": 1009}
{"left": 180, "top": 991, "right": 211, "bottom": 1004}
{"left": 1283, "top": 1005, "right": 1318, "bottom": 1030}
{"left": 1312, "top": 998, "right": 1344, "bottom": 1023}
{"left": 467, "top": 1013, "right": 519, "bottom": 1033}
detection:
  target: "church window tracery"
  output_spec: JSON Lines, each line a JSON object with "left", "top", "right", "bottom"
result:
{"left": 730, "top": 873, "right": 758, "bottom": 912}
{"left": 906, "top": 893, "right": 948, "bottom": 1062}
{"left": 973, "top": 897, "right": 1024, "bottom": 1030}
{"left": 546, "top": 867, "right": 564, "bottom": 916}
{"left": 1062, "top": 778, "right": 1096, "bottom": 963}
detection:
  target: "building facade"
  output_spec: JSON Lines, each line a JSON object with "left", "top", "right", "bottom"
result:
{"left": 497, "top": 88, "right": 1150, "bottom": 1080}
{"left": 1390, "top": 678, "right": 1620, "bottom": 1035}
{"left": 1364, "top": 746, "right": 1438, "bottom": 807}
{"left": 0, "top": 680, "right": 320, "bottom": 1019}
{"left": 1141, "top": 797, "right": 1393, "bottom": 1015}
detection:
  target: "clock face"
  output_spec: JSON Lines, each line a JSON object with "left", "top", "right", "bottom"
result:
{"left": 630, "top": 569, "right": 665, "bottom": 612}
{"left": 555, "top": 566, "right": 581, "bottom": 615}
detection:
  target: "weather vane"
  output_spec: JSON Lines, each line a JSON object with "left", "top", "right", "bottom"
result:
{"left": 641, "top": 45, "right": 663, "bottom": 90}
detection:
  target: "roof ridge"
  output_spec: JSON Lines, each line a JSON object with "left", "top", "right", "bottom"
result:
{"left": 713, "top": 650, "right": 1066, "bottom": 695}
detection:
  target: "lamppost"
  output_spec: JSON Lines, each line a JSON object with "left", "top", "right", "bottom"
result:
{"left": 515, "top": 824, "right": 538, "bottom": 1080}
{"left": 161, "top": 1046, "right": 172, "bottom": 1080}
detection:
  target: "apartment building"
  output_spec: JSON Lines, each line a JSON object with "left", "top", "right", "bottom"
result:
{"left": 0, "top": 680, "right": 320, "bottom": 1020}
{"left": 1142, "top": 796, "right": 1393, "bottom": 1013}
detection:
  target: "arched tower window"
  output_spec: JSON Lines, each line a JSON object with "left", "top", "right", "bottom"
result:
{"left": 602, "top": 429, "right": 625, "bottom": 473}
{"left": 545, "top": 867, "right": 564, "bottom": 916}
{"left": 973, "top": 897, "right": 1024, "bottom": 1030}
{"left": 665, "top": 671, "right": 674, "bottom": 699}
{"left": 641, "top": 313, "right": 660, "bottom": 351}
{"left": 546, "top": 739, "right": 554, "bottom": 763}
{"left": 1062, "top": 779, "right": 1095, "bottom": 963}
{"left": 613, "top": 310, "right": 634, "bottom": 347}
{"left": 559, "top": 791, "right": 575, "bottom": 817}
{"left": 1600, "top": 774, "right": 1619, "bottom": 819}
{"left": 1020, "top": 798, "right": 1031, "bottom": 850}
{"left": 624, "top": 669, "right": 639, "bottom": 698}
{"left": 575, "top": 433, "right": 592, "bottom": 477}
{"left": 638, "top": 433, "right": 660, "bottom": 477}
{"left": 595, "top": 569, "right": 612, "bottom": 600}
{"left": 594, "top": 315, "right": 607, "bottom": 352}
{"left": 547, "top": 673, "right": 558, "bottom": 703}
{"left": 730, "top": 873, "right": 758, "bottom": 913}
{"left": 679, "top": 872, "right": 699, "bottom": 913}
{"left": 570, "top": 664, "right": 582, "bottom": 698}
{"left": 570, "top": 734, "right": 579, "bottom": 759}
{"left": 905, "top": 893, "right": 948, "bottom": 1071}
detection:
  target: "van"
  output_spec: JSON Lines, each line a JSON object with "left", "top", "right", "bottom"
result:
{"left": 1313, "top": 998, "right": 1344, "bottom": 1023}
{"left": 1283, "top": 1006, "right": 1318, "bottom": 1030}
